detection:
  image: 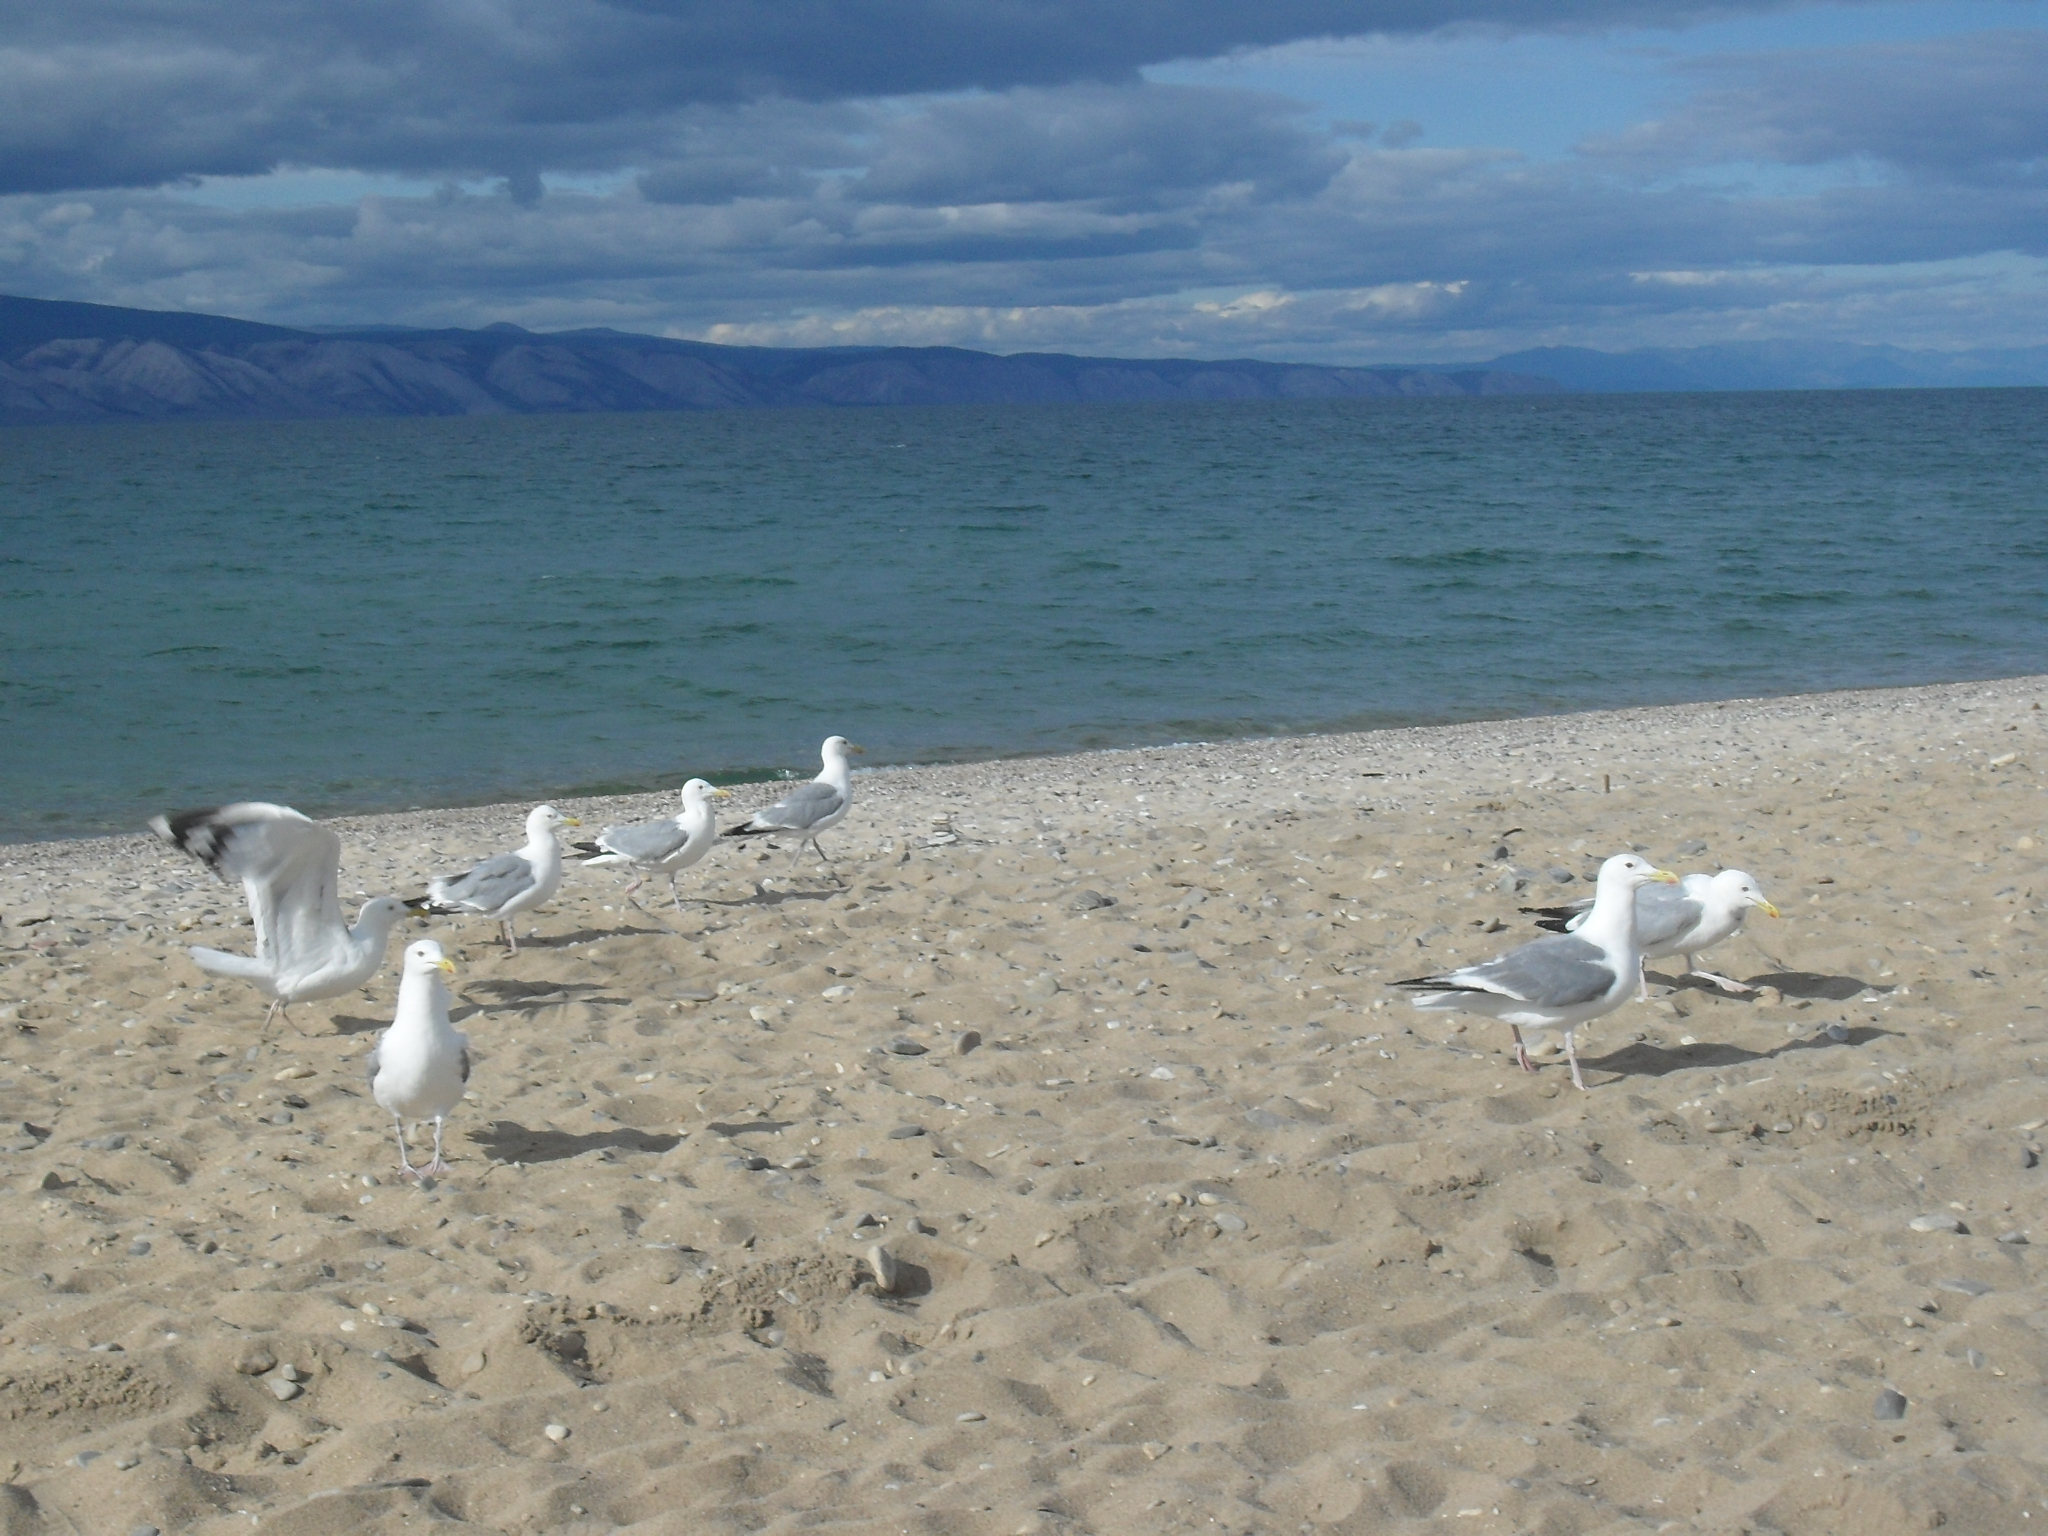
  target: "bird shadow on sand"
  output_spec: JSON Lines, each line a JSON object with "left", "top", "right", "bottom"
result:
{"left": 701, "top": 880, "right": 842, "bottom": 911}
{"left": 1582, "top": 1023, "right": 1901, "bottom": 1081}
{"left": 522, "top": 924, "right": 672, "bottom": 949}
{"left": 470, "top": 1119, "right": 682, "bottom": 1164}
{"left": 1649, "top": 968, "right": 1890, "bottom": 1001}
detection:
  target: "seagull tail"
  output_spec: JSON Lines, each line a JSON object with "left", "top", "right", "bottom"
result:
{"left": 723, "top": 821, "right": 772, "bottom": 839}
{"left": 406, "top": 895, "right": 461, "bottom": 916}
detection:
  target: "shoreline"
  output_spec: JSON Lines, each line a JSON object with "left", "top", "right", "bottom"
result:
{"left": 5, "top": 671, "right": 2045, "bottom": 878}
{"left": 0, "top": 671, "right": 2043, "bottom": 1534}
{"left": 9, "top": 668, "right": 2047, "bottom": 850}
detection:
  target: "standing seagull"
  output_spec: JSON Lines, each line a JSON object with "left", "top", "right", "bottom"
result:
{"left": 725, "top": 736, "right": 864, "bottom": 869}
{"left": 411, "top": 804, "right": 578, "bottom": 952}
{"left": 367, "top": 939, "right": 468, "bottom": 1180}
{"left": 1525, "top": 868, "right": 1781, "bottom": 994}
{"left": 575, "top": 778, "right": 731, "bottom": 913}
{"left": 150, "top": 802, "right": 410, "bottom": 1030}
{"left": 1393, "top": 853, "right": 1678, "bottom": 1090}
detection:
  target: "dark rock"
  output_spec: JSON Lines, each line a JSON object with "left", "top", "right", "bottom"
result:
{"left": 1874, "top": 1388, "right": 1908, "bottom": 1420}
{"left": 1070, "top": 890, "right": 1116, "bottom": 912}
{"left": 1936, "top": 1277, "right": 1992, "bottom": 1296}
{"left": 888, "top": 1125, "right": 927, "bottom": 1140}
{"left": 884, "top": 1038, "right": 928, "bottom": 1057}
{"left": 953, "top": 1029, "right": 982, "bottom": 1056}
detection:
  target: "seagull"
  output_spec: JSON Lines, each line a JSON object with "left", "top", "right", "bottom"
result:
{"left": 575, "top": 778, "right": 731, "bottom": 912}
{"left": 367, "top": 939, "right": 468, "bottom": 1180}
{"left": 1524, "top": 868, "right": 1781, "bottom": 993}
{"left": 1392, "top": 853, "right": 1678, "bottom": 1090}
{"left": 724, "top": 736, "right": 863, "bottom": 869}
{"left": 411, "top": 804, "right": 578, "bottom": 952}
{"left": 150, "top": 802, "right": 410, "bottom": 1030}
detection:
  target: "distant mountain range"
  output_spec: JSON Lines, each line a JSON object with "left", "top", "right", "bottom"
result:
{"left": 0, "top": 294, "right": 1553, "bottom": 423}
{"left": 1490, "top": 342, "right": 2048, "bottom": 393}
{"left": 2, "top": 293, "right": 2042, "bottom": 424}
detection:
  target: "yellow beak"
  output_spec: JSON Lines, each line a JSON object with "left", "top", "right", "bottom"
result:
{"left": 849, "top": 744, "right": 867, "bottom": 755}
{"left": 563, "top": 816, "right": 583, "bottom": 827}
{"left": 1758, "top": 900, "right": 1782, "bottom": 918}
{"left": 1649, "top": 867, "right": 1680, "bottom": 884}
{"left": 437, "top": 958, "right": 457, "bottom": 976}
{"left": 713, "top": 788, "right": 733, "bottom": 800}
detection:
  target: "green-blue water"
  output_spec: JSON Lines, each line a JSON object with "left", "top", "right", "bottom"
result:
{"left": 3, "top": 389, "right": 2045, "bottom": 842}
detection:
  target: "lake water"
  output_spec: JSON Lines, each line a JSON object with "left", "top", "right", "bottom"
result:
{"left": 3, "top": 388, "right": 2045, "bottom": 841}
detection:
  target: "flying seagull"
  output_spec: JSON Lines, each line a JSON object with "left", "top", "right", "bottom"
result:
{"left": 725, "top": 736, "right": 863, "bottom": 869}
{"left": 150, "top": 802, "right": 409, "bottom": 1030}
{"left": 1393, "top": 853, "right": 1678, "bottom": 1090}
{"left": 411, "top": 804, "right": 578, "bottom": 952}
{"left": 575, "top": 778, "right": 730, "bottom": 913}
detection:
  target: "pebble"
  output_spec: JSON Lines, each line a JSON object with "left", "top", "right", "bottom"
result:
{"left": 2023, "top": 1148, "right": 2039, "bottom": 1170}
{"left": 822, "top": 985, "right": 853, "bottom": 1002}
{"left": 887, "top": 1124, "right": 926, "bottom": 1139}
{"left": 273, "top": 1065, "right": 315, "bottom": 1081}
{"left": 1754, "top": 986, "right": 1783, "bottom": 1006}
{"left": 462, "top": 1352, "right": 487, "bottom": 1375}
{"left": 126, "top": 1239, "right": 150, "bottom": 1256}
{"left": 1966, "top": 1348, "right": 1987, "bottom": 1369}
{"left": 868, "top": 1243, "right": 901, "bottom": 1294}
{"left": 234, "top": 1347, "right": 277, "bottom": 1376}
{"left": 954, "top": 1029, "right": 982, "bottom": 1055}
{"left": 114, "top": 1456, "right": 139, "bottom": 1470}
{"left": 1873, "top": 1388, "right": 1908, "bottom": 1421}
{"left": 1996, "top": 1231, "right": 2028, "bottom": 1245}
{"left": 957, "top": 1410, "right": 985, "bottom": 1422}
{"left": 1070, "top": 890, "right": 1116, "bottom": 912}
{"left": 544, "top": 1423, "right": 570, "bottom": 1442}
{"left": 1213, "top": 1213, "right": 1247, "bottom": 1233}
{"left": 1909, "top": 1214, "right": 1963, "bottom": 1233}
{"left": 1936, "top": 1277, "right": 1992, "bottom": 1296}
{"left": 1806, "top": 1112, "right": 1828, "bottom": 1130}
{"left": 1824, "top": 1021, "right": 1849, "bottom": 1042}
{"left": 133, "top": 1527, "right": 162, "bottom": 1536}
{"left": 268, "top": 1377, "right": 302, "bottom": 1402}
{"left": 1141, "top": 1442, "right": 1170, "bottom": 1460}
{"left": 884, "top": 1038, "right": 928, "bottom": 1057}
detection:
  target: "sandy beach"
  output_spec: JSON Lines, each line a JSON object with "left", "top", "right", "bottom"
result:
{"left": 1, "top": 675, "right": 2044, "bottom": 1536}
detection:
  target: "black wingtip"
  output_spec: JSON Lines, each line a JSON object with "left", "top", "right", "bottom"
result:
{"left": 150, "top": 806, "right": 233, "bottom": 873}
{"left": 723, "top": 822, "right": 767, "bottom": 839}
{"left": 1531, "top": 917, "right": 1571, "bottom": 934}
{"left": 1389, "top": 975, "right": 1447, "bottom": 989}
{"left": 570, "top": 840, "right": 601, "bottom": 856}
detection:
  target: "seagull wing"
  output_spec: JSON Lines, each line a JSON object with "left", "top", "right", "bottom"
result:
{"left": 152, "top": 803, "right": 346, "bottom": 976}
{"left": 430, "top": 852, "right": 536, "bottom": 914}
{"left": 728, "top": 780, "right": 843, "bottom": 835}
{"left": 1399, "top": 934, "right": 1618, "bottom": 1009}
{"left": 591, "top": 816, "right": 690, "bottom": 864}
{"left": 1634, "top": 880, "right": 1707, "bottom": 951}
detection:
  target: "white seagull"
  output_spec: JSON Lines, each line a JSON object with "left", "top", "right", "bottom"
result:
{"left": 412, "top": 804, "right": 578, "bottom": 952}
{"left": 1393, "top": 853, "right": 1679, "bottom": 1090}
{"left": 724, "top": 736, "right": 863, "bottom": 869}
{"left": 575, "top": 778, "right": 731, "bottom": 912}
{"left": 367, "top": 939, "right": 469, "bottom": 1180}
{"left": 150, "top": 802, "right": 410, "bottom": 1030}
{"left": 1527, "top": 868, "right": 1781, "bottom": 994}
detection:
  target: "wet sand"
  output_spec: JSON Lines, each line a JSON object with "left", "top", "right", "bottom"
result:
{"left": 1, "top": 675, "right": 2044, "bottom": 1535}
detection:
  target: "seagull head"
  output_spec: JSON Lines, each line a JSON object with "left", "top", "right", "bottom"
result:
{"left": 1712, "top": 868, "right": 1780, "bottom": 917}
{"left": 356, "top": 895, "right": 412, "bottom": 927}
{"left": 404, "top": 939, "right": 457, "bottom": 978}
{"left": 529, "top": 804, "right": 581, "bottom": 835}
{"left": 1595, "top": 853, "right": 1679, "bottom": 893}
{"left": 822, "top": 735, "right": 865, "bottom": 761}
{"left": 681, "top": 778, "right": 732, "bottom": 806}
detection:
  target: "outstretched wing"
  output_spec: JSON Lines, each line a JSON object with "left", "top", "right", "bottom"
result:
{"left": 152, "top": 803, "right": 345, "bottom": 974}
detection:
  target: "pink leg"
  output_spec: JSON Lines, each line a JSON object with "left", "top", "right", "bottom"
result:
{"left": 417, "top": 1115, "right": 451, "bottom": 1178}
{"left": 1565, "top": 1029, "right": 1586, "bottom": 1091}
{"left": 1512, "top": 1025, "right": 1536, "bottom": 1072}
{"left": 392, "top": 1117, "right": 422, "bottom": 1181}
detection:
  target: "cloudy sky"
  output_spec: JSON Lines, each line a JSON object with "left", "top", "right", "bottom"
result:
{"left": 3, "top": 0, "right": 2044, "bottom": 361}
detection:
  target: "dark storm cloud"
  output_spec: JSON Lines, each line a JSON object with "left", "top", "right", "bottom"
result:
{"left": 1, "top": 0, "right": 1832, "bottom": 195}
